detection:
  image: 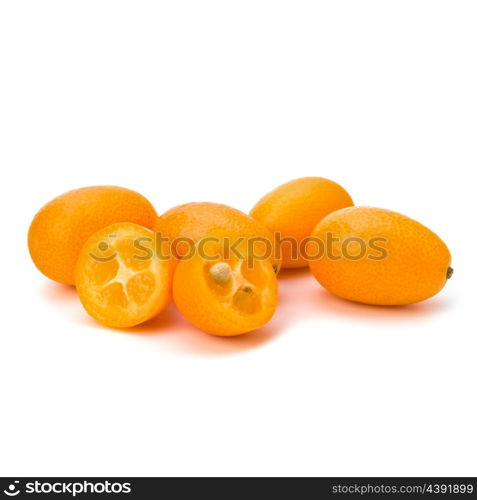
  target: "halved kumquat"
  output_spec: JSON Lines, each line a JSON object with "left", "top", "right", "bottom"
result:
{"left": 75, "top": 222, "right": 173, "bottom": 328}
{"left": 173, "top": 238, "right": 278, "bottom": 336}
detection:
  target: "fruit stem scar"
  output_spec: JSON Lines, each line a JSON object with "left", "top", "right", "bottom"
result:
{"left": 241, "top": 284, "right": 254, "bottom": 294}
{"left": 209, "top": 262, "right": 232, "bottom": 284}
{"left": 446, "top": 266, "right": 454, "bottom": 280}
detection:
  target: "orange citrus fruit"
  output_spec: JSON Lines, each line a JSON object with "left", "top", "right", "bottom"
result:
{"left": 75, "top": 222, "right": 173, "bottom": 327}
{"left": 173, "top": 237, "right": 278, "bottom": 336}
{"left": 159, "top": 201, "right": 281, "bottom": 272}
{"left": 28, "top": 186, "right": 158, "bottom": 285}
{"left": 250, "top": 177, "right": 353, "bottom": 268}
{"left": 308, "top": 207, "right": 452, "bottom": 305}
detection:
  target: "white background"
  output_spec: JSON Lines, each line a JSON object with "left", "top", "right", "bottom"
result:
{"left": 0, "top": 1, "right": 475, "bottom": 477}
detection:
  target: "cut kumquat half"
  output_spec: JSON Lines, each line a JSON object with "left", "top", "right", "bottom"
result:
{"left": 75, "top": 222, "right": 174, "bottom": 328}
{"left": 173, "top": 237, "right": 278, "bottom": 336}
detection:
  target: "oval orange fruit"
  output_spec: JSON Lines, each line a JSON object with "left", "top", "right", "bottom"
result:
{"left": 75, "top": 222, "right": 173, "bottom": 327}
{"left": 173, "top": 237, "right": 278, "bottom": 336}
{"left": 28, "top": 186, "right": 158, "bottom": 285}
{"left": 159, "top": 201, "right": 281, "bottom": 272}
{"left": 308, "top": 207, "right": 452, "bottom": 305}
{"left": 250, "top": 177, "right": 353, "bottom": 268}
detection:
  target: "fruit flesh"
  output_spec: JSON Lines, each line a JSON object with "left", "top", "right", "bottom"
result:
{"left": 250, "top": 177, "right": 353, "bottom": 268}
{"left": 28, "top": 186, "right": 158, "bottom": 285}
{"left": 173, "top": 238, "right": 278, "bottom": 336}
{"left": 308, "top": 207, "right": 452, "bottom": 305}
{"left": 75, "top": 223, "right": 173, "bottom": 327}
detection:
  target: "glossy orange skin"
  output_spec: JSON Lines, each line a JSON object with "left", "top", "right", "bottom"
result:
{"left": 308, "top": 207, "right": 452, "bottom": 305}
{"left": 28, "top": 186, "right": 158, "bottom": 285}
{"left": 250, "top": 177, "right": 353, "bottom": 268}
{"left": 75, "top": 222, "right": 173, "bottom": 328}
{"left": 158, "top": 202, "right": 281, "bottom": 271}
{"left": 173, "top": 238, "right": 278, "bottom": 336}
